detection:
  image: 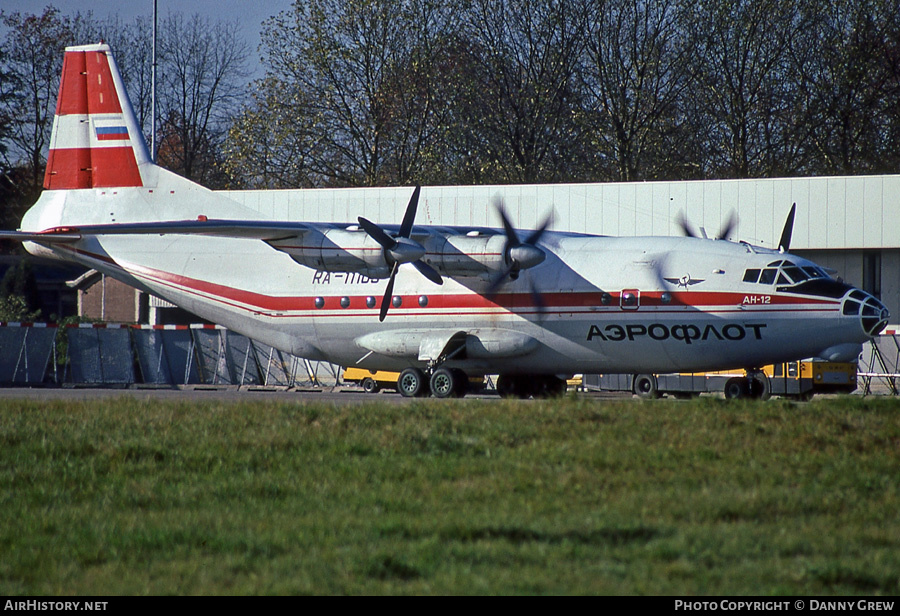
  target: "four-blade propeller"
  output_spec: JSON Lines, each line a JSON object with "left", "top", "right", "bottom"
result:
{"left": 678, "top": 203, "right": 796, "bottom": 252}
{"left": 677, "top": 209, "right": 737, "bottom": 241}
{"left": 485, "top": 199, "right": 553, "bottom": 315}
{"left": 358, "top": 185, "right": 443, "bottom": 321}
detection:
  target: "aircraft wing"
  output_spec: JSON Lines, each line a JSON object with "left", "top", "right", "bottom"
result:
{"left": 2, "top": 219, "right": 311, "bottom": 243}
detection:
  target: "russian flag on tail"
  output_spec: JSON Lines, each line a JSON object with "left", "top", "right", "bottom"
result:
{"left": 43, "top": 44, "right": 150, "bottom": 190}
{"left": 95, "top": 125, "right": 130, "bottom": 141}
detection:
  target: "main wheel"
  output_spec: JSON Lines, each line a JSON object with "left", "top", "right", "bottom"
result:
{"left": 723, "top": 377, "right": 749, "bottom": 399}
{"left": 430, "top": 367, "right": 460, "bottom": 398}
{"left": 451, "top": 368, "right": 469, "bottom": 397}
{"left": 535, "top": 375, "right": 567, "bottom": 398}
{"left": 633, "top": 374, "right": 660, "bottom": 399}
{"left": 398, "top": 368, "right": 427, "bottom": 398}
{"left": 496, "top": 374, "right": 517, "bottom": 398}
{"left": 747, "top": 374, "right": 771, "bottom": 400}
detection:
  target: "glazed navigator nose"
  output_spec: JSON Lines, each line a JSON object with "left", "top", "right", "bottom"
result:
{"left": 841, "top": 290, "right": 890, "bottom": 337}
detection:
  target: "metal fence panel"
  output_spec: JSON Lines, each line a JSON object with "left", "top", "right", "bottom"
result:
{"left": 67, "top": 328, "right": 134, "bottom": 384}
{"left": 226, "top": 331, "right": 261, "bottom": 385}
{"left": 0, "top": 328, "right": 27, "bottom": 382}
{"left": 15, "top": 328, "right": 56, "bottom": 384}
{"left": 251, "top": 340, "right": 292, "bottom": 386}
{"left": 132, "top": 329, "right": 174, "bottom": 384}
{"left": 192, "top": 328, "right": 231, "bottom": 384}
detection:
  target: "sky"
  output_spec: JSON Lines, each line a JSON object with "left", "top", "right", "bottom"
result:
{"left": 2, "top": 1, "right": 294, "bottom": 77}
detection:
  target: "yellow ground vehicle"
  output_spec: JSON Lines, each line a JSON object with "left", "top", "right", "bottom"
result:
{"left": 585, "top": 361, "right": 857, "bottom": 400}
{"left": 343, "top": 367, "right": 485, "bottom": 394}
{"left": 342, "top": 368, "right": 401, "bottom": 393}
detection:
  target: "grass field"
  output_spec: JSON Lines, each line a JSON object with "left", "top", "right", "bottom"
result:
{"left": 0, "top": 394, "right": 898, "bottom": 595}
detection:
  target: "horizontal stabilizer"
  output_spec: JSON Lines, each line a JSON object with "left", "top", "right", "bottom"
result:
{"left": 0, "top": 230, "right": 82, "bottom": 243}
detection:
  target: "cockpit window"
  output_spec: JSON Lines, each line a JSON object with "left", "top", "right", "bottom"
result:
{"left": 759, "top": 268, "right": 777, "bottom": 284}
{"left": 782, "top": 266, "right": 803, "bottom": 283}
{"left": 743, "top": 261, "right": 830, "bottom": 287}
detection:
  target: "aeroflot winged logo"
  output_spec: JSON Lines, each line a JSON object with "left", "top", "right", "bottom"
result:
{"left": 664, "top": 274, "right": 705, "bottom": 289}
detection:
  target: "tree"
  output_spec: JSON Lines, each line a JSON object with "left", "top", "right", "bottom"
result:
{"left": 231, "top": 0, "right": 461, "bottom": 188}
{"left": 793, "top": 0, "right": 900, "bottom": 175}
{"left": 455, "top": 0, "right": 590, "bottom": 183}
{"left": 0, "top": 257, "right": 41, "bottom": 321}
{"left": 579, "top": 0, "right": 699, "bottom": 181}
{"left": 686, "top": 0, "right": 807, "bottom": 178}
{"left": 155, "top": 14, "right": 249, "bottom": 187}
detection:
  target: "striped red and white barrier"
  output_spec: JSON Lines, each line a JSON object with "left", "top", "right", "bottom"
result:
{"left": 0, "top": 322, "right": 225, "bottom": 330}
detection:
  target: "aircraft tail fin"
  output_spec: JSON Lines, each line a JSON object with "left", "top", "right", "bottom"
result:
{"left": 43, "top": 43, "right": 151, "bottom": 190}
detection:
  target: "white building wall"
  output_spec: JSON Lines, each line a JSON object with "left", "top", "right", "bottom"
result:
{"left": 220, "top": 175, "right": 900, "bottom": 250}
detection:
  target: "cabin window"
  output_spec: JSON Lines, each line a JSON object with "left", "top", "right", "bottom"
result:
{"left": 620, "top": 290, "right": 639, "bottom": 309}
{"left": 314, "top": 297, "right": 325, "bottom": 308}
{"left": 366, "top": 296, "right": 376, "bottom": 308}
{"left": 340, "top": 296, "right": 350, "bottom": 308}
{"left": 418, "top": 295, "right": 429, "bottom": 307}
{"left": 392, "top": 296, "right": 403, "bottom": 308}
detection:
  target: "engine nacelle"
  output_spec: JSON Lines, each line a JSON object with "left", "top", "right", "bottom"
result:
{"left": 268, "top": 228, "right": 390, "bottom": 278}
{"left": 423, "top": 233, "right": 508, "bottom": 277}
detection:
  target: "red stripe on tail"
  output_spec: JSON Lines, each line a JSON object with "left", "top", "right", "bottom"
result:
{"left": 91, "top": 147, "right": 142, "bottom": 187}
{"left": 44, "top": 148, "right": 92, "bottom": 190}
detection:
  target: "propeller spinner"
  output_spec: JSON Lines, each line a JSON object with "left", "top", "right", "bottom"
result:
{"left": 358, "top": 185, "right": 442, "bottom": 321}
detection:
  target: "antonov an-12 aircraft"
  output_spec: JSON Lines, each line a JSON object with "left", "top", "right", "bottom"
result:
{"left": 1, "top": 44, "right": 890, "bottom": 398}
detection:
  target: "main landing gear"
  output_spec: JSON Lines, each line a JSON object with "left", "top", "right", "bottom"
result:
{"left": 496, "top": 374, "right": 567, "bottom": 399}
{"left": 396, "top": 368, "right": 567, "bottom": 399}
{"left": 397, "top": 367, "right": 468, "bottom": 398}
{"left": 723, "top": 371, "right": 771, "bottom": 400}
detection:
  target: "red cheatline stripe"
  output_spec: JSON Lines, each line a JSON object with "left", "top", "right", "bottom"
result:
{"left": 126, "top": 262, "right": 838, "bottom": 314}
{"left": 58, "top": 246, "right": 841, "bottom": 317}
